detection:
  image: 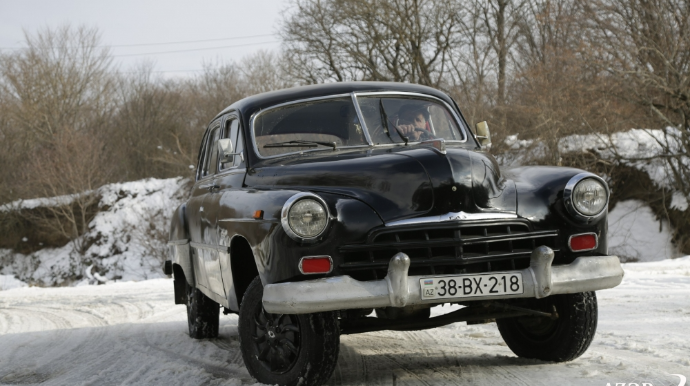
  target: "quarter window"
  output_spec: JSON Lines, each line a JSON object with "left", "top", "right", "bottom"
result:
{"left": 234, "top": 129, "right": 245, "bottom": 167}
{"left": 201, "top": 124, "right": 221, "bottom": 178}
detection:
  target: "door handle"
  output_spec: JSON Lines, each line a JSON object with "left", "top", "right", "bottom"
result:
{"left": 208, "top": 184, "right": 220, "bottom": 193}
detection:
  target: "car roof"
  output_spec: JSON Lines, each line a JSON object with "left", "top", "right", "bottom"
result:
{"left": 214, "top": 81, "right": 458, "bottom": 122}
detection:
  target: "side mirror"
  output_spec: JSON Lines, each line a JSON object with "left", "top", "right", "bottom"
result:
{"left": 218, "top": 138, "right": 234, "bottom": 163}
{"left": 475, "top": 121, "right": 491, "bottom": 150}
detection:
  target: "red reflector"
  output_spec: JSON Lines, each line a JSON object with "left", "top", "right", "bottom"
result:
{"left": 300, "top": 257, "right": 332, "bottom": 274}
{"left": 569, "top": 234, "right": 597, "bottom": 251}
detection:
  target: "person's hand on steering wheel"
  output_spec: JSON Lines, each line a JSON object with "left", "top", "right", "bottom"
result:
{"left": 398, "top": 124, "right": 433, "bottom": 141}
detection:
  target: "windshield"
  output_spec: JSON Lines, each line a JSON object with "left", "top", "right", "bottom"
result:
{"left": 253, "top": 97, "right": 368, "bottom": 157}
{"left": 358, "top": 96, "right": 465, "bottom": 145}
{"left": 252, "top": 94, "right": 466, "bottom": 157}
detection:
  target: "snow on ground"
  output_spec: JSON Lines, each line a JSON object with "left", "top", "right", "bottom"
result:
{"left": 1, "top": 258, "right": 688, "bottom": 386}
{"left": 608, "top": 200, "right": 679, "bottom": 262}
{"left": 0, "top": 177, "right": 188, "bottom": 286}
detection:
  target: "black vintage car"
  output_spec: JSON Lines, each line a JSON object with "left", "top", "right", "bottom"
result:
{"left": 166, "top": 82, "right": 624, "bottom": 386}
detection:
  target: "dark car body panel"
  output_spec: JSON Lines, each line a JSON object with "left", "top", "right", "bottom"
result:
{"left": 169, "top": 82, "right": 609, "bottom": 312}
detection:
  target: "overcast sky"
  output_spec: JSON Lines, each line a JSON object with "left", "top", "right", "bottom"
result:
{"left": 0, "top": 0, "right": 287, "bottom": 77}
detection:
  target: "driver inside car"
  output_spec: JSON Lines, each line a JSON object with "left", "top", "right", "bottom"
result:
{"left": 396, "top": 106, "right": 432, "bottom": 141}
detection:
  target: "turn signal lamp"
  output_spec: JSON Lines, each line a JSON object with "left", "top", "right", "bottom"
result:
{"left": 569, "top": 233, "right": 597, "bottom": 252}
{"left": 299, "top": 256, "right": 333, "bottom": 274}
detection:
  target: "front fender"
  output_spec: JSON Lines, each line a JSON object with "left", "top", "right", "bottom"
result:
{"left": 217, "top": 189, "right": 384, "bottom": 285}
{"left": 503, "top": 166, "right": 609, "bottom": 259}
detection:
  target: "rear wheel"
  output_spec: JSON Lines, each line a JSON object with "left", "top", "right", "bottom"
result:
{"left": 496, "top": 291, "right": 598, "bottom": 362}
{"left": 186, "top": 282, "right": 219, "bottom": 339}
{"left": 239, "top": 277, "right": 340, "bottom": 386}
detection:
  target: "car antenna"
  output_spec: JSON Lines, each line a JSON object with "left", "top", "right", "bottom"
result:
{"left": 379, "top": 98, "right": 408, "bottom": 145}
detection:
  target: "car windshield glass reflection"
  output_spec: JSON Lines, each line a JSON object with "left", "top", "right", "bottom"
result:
{"left": 358, "top": 96, "right": 464, "bottom": 145}
{"left": 253, "top": 97, "right": 367, "bottom": 157}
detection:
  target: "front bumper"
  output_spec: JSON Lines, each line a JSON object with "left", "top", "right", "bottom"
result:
{"left": 262, "top": 246, "right": 624, "bottom": 314}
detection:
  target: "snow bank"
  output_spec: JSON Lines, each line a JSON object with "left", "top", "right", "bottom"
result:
{"left": 559, "top": 128, "right": 686, "bottom": 188}
{"left": 501, "top": 128, "right": 688, "bottom": 261}
{"left": 0, "top": 192, "right": 85, "bottom": 212}
{"left": 621, "top": 255, "right": 690, "bottom": 277}
{"left": 0, "top": 178, "right": 188, "bottom": 286}
{"left": 502, "top": 127, "right": 688, "bottom": 194}
{"left": 608, "top": 200, "right": 679, "bottom": 262}
{"left": 0, "top": 274, "right": 28, "bottom": 291}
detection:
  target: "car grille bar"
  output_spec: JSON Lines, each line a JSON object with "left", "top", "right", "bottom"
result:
{"left": 338, "top": 221, "right": 560, "bottom": 281}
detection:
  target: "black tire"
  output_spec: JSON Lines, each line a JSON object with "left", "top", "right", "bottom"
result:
{"left": 496, "top": 291, "right": 598, "bottom": 362}
{"left": 186, "top": 282, "right": 219, "bottom": 339}
{"left": 239, "top": 277, "right": 340, "bottom": 386}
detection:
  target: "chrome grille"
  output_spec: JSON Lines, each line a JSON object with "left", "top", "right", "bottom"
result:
{"left": 338, "top": 221, "right": 559, "bottom": 281}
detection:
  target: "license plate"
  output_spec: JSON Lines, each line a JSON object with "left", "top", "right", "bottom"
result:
{"left": 420, "top": 273, "right": 524, "bottom": 300}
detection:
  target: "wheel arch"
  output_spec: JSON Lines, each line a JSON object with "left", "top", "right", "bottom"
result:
{"left": 229, "top": 235, "right": 260, "bottom": 310}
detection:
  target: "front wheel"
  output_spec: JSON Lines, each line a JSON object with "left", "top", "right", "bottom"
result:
{"left": 238, "top": 277, "right": 340, "bottom": 386}
{"left": 496, "top": 291, "right": 598, "bottom": 362}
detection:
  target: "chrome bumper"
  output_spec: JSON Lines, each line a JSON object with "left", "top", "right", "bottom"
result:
{"left": 262, "top": 246, "right": 624, "bottom": 314}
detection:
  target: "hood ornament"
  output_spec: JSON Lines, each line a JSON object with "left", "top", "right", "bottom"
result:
{"left": 386, "top": 211, "right": 517, "bottom": 227}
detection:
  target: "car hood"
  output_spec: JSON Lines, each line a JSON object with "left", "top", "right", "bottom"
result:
{"left": 245, "top": 146, "right": 516, "bottom": 224}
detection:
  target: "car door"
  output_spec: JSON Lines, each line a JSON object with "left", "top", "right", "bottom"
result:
{"left": 188, "top": 120, "right": 226, "bottom": 297}
{"left": 204, "top": 114, "right": 247, "bottom": 306}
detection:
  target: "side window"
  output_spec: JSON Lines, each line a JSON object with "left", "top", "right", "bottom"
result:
{"left": 220, "top": 118, "right": 239, "bottom": 171}
{"left": 195, "top": 130, "right": 210, "bottom": 181}
{"left": 201, "top": 123, "right": 221, "bottom": 178}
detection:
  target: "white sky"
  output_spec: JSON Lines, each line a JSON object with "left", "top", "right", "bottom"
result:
{"left": 0, "top": 0, "right": 287, "bottom": 77}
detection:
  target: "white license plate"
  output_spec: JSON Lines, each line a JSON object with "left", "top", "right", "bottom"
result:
{"left": 420, "top": 272, "right": 524, "bottom": 300}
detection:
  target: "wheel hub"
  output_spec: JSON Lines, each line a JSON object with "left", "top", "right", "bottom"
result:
{"left": 252, "top": 307, "right": 301, "bottom": 373}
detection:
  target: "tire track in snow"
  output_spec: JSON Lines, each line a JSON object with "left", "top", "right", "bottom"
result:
{"left": 0, "top": 306, "right": 111, "bottom": 385}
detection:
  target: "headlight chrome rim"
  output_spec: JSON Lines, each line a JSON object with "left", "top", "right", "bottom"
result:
{"left": 563, "top": 173, "right": 610, "bottom": 222}
{"left": 281, "top": 192, "right": 332, "bottom": 243}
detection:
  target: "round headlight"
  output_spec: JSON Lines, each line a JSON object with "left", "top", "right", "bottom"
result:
{"left": 287, "top": 198, "right": 328, "bottom": 238}
{"left": 572, "top": 178, "right": 608, "bottom": 216}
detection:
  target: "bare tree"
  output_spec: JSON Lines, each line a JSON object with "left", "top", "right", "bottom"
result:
{"left": 582, "top": 0, "right": 690, "bottom": 197}
{"left": 481, "top": 0, "right": 526, "bottom": 111}
{"left": 25, "top": 129, "right": 110, "bottom": 255}
{"left": 111, "top": 62, "right": 190, "bottom": 179}
{"left": 240, "top": 50, "right": 295, "bottom": 94}
{"left": 0, "top": 25, "right": 114, "bottom": 258}
{"left": 445, "top": 0, "right": 495, "bottom": 127}
{"left": 281, "top": 0, "right": 461, "bottom": 87}
{"left": 0, "top": 25, "right": 114, "bottom": 142}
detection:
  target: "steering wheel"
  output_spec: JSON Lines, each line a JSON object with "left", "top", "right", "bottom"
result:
{"left": 414, "top": 128, "right": 435, "bottom": 141}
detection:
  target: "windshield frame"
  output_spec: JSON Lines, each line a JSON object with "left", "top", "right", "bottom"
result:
{"left": 249, "top": 91, "right": 470, "bottom": 160}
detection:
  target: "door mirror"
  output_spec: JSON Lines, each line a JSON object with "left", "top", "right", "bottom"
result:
{"left": 218, "top": 138, "right": 234, "bottom": 163}
{"left": 475, "top": 121, "right": 491, "bottom": 150}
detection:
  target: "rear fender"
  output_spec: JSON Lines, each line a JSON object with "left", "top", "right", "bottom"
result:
{"left": 169, "top": 203, "right": 194, "bottom": 287}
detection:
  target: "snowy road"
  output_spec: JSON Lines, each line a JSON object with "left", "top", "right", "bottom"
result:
{"left": 1, "top": 258, "right": 689, "bottom": 386}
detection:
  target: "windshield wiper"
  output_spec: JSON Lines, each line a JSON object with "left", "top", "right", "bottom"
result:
{"left": 263, "top": 140, "right": 337, "bottom": 150}
{"left": 379, "top": 99, "right": 409, "bottom": 145}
